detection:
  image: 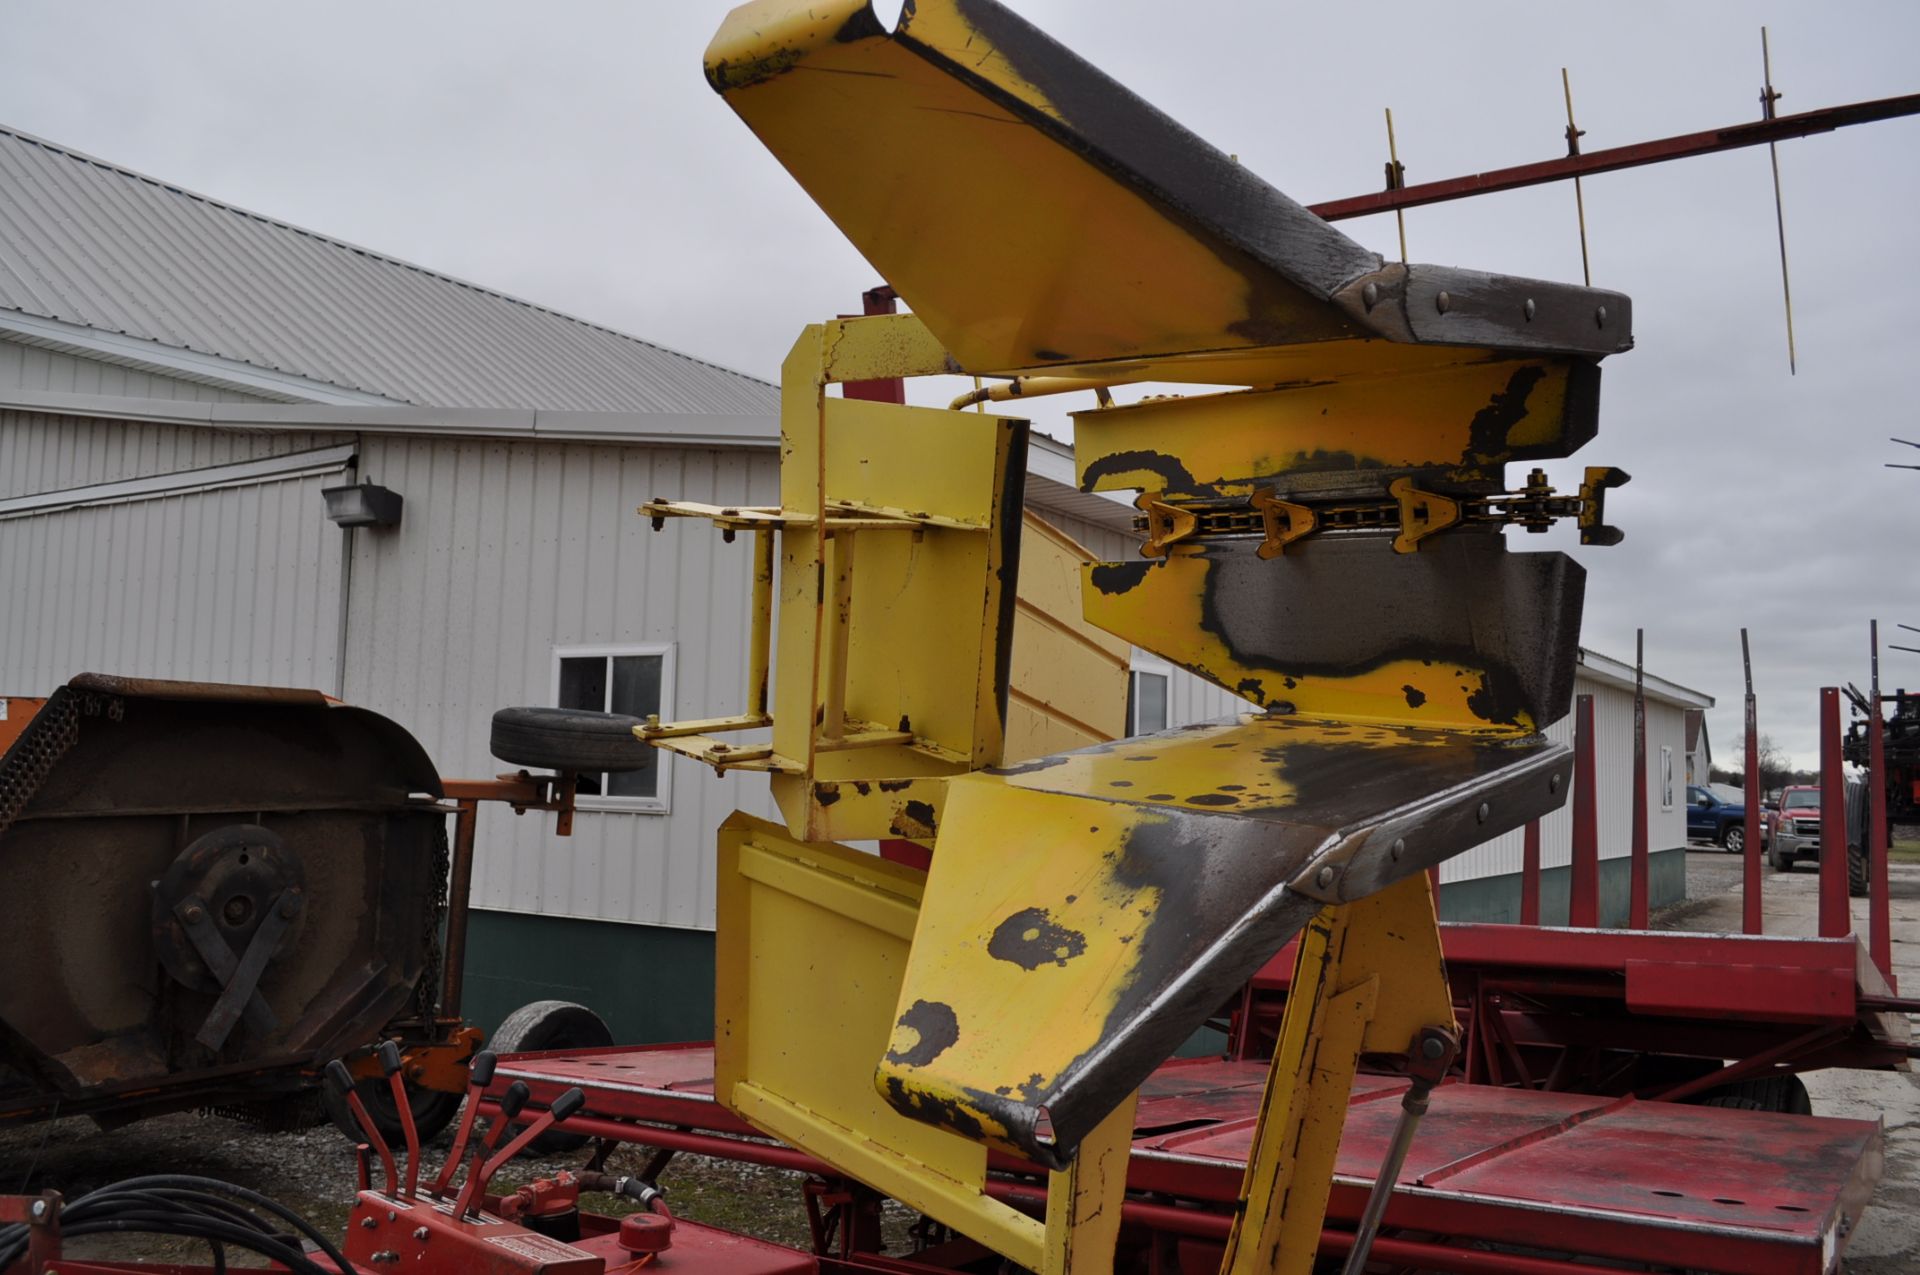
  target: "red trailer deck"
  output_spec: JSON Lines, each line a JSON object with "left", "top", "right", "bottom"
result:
{"left": 487, "top": 1043, "right": 1882, "bottom": 1275}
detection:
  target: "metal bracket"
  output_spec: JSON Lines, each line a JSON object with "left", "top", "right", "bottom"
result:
{"left": 175, "top": 887, "right": 301, "bottom": 1051}
{"left": 1576, "top": 465, "right": 1631, "bottom": 546}
{"left": 1388, "top": 477, "right": 1462, "bottom": 553}
{"left": 1138, "top": 495, "right": 1199, "bottom": 559}
{"left": 1249, "top": 488, "right": 1317, "bottom": 559}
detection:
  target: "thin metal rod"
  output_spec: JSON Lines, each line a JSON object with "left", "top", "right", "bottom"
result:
{"left": 1761, "top": 27, "right": 1797, "bottom": 374}
{"left": 1339, "top": 1093, "right": 1430, "bottom": 1275}
{"left": 1869, "top": 621, "right": 1895, "bottom": 987}
{"left": 1309, "top": 92, "right": 1920, "bottom": 222}
{"left": 1561, "top": 68, "right": 1591, "bottom": 285}
{"left": 1384, "top": 108, "right": 1408, "bottom": 263}
{"left": 1741, "top": 629, "right": 1762, "bottom": 935}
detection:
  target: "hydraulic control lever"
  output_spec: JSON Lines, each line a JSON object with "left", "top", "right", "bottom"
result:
{"left": 325, "top": 1059, "right": 397, "bottom": 1198}
{"left": 456, "top": 1087, "right": 587, "bottom": 1219}
{"left": 377, "top": 1041, "right": 423, "bottom": 1199}
{"left": 450, "top": 1080, "right": 529, "bottom": 1218}
{"left": 427, "top": 1050, "right": 497, "bottom": 1199}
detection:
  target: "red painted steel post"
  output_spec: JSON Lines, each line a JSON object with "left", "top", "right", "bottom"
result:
{"left": 1569, "top": 694, "right": 1600, "bottom": 928}
{"left": 1520, "top": 820, "right": 1541, "bottom": 926}
{"left": 1818, "top": 688, "right": 1850, "bottom": 938}
{"left": 1869, "top": 623, "right": 1894, "bottom": 987}
{"left": 1742, "top": 630, "right": 1763, "bottom": 935}
{"left": 1630, "top": 632, "right": 1649, "bottom": 928}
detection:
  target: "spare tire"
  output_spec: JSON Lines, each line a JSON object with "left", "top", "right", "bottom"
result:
{"left": 491, "top": 706, "right": 650, "bottom": 773}
{"left": 489, "top": 999, "right": 614, "bottom": 1153}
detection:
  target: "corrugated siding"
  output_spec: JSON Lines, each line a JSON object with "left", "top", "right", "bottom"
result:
{"left": 0, "top": 408, "right": 349, "bottom": 499}
{"left": 0, "top": 339, "right": 273, "bottom": 403}
{"left": 341, "top": 436, "right": 782, "bottom": 931}
{"left": 0, "top": 469, "right": 344, "bottom": 693}
{"left": 0, "top": 127, "right": 776, "bottom": 414}
{"left": 1444, "top": 675, "right": 1691, "bottom": 883}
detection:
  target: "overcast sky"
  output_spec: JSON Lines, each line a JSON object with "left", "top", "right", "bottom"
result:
{"left": 4, "top": 1, "right": 1915, "bottom": 767}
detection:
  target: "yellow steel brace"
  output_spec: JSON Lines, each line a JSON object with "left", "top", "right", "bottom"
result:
{"left": 1221, "top": 872, "right": 1453, "bottom": 1275}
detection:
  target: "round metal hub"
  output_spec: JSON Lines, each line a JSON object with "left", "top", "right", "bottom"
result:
{"left": 151, "top": 824, "right": 304, "bottom": 991}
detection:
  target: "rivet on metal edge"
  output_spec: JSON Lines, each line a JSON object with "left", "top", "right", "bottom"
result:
{"left": 1476, "top": 802, "right": 1491, "bottom": 822}
{"left": 1595, "top": 305, "right": 1608, "bottom": 328}
{"left": 1315, "top": 865, "right": 1335, "bottom": 888}
{"left": 1435, "top": 290, "right": 1452, "bottom": 314}
{"left": 1523, "top": 298, "right": 1536, "bottom": 321}
{"left": 1550, "top": 773, "right": 1563, "bottom": 794}
{"left": 1362, "top": 281, "right": 1380, "bottom": 310}
{"left": 1421, "top": 1036, "right": 1447, "bottom": 1060}
{"left": 30, "top": 1201, "right": 47, "bottom": 1219}
{"left": 1391, "top": 838, "right": 1406, "bottom": 861}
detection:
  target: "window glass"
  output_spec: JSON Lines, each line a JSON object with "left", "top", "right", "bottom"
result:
{"left": 1783, "top": 790, "right": 1819, "bottom": 810}
{"left": 556, "top": 650, "right": 667, "bottom": 804}
{"left": 1132, "top": 671, "right": 1169, "bottom": 735}
{"left": 607, "top": 655, "right": 663, "bottom": 797}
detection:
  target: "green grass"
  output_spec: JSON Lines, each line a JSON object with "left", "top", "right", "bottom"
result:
{"left": 1892, "top": 839, "right": 1920, "bottom": 865}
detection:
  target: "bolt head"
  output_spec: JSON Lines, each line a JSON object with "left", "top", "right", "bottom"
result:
{"left": 1550, "top": 773, "right": 1563, "bottom": 794}
{"left": 361, "top": 1218, "right": 378, "bottom": 1230}
{"left": 183, "top": 904, "right": 205, "bottom": 923}
{"left": 1315, "top": 865, "right": 1335, "bottom": 889}
{"left": 1523, "top": 298, "right": 1536, "bottom": 321}
{"left": 1476, "top": 802, "right": 1491, "bottom": 823}
{"left": 1421, "top": 1036, "right": 1447, "bottom": 1060}
{"left": 30, "top": 1200, "right": 48, "bottom": 1219}
{"left": 1391, "top": 838, "right": 1406, "bottom": 861}
{"left": 1435, "top": 290, "right": 1452, "bottom": 314}
{"left": 1362, "top": 281, "right": 1380, "bottom": 310}
{"left": 413, "top": 1227, "right": 430, "bottom": 1241}
{"left": 1595, "top": 305, "right": 1608, "bottom": 328}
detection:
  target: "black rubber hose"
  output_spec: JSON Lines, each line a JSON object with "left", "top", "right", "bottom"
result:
{"left": 18, "top": 1175, "right": 355, "bottom": 1275}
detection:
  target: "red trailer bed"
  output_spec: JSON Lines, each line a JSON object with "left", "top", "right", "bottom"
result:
{"left": 488, "top": 1044, "right": 1882, "bottom": 1275}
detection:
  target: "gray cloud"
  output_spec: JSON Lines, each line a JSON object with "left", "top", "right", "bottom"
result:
{"left": 4, "top": 0, "right": 1913, "bottom": 765}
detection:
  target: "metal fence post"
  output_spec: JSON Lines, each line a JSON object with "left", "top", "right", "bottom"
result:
{"left": 1818, "top": 688, "right": 1849, "bottom": 938}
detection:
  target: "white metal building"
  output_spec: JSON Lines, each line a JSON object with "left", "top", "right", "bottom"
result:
{"left": 0, "top": 123, "right": 1706, "bottom": 1042}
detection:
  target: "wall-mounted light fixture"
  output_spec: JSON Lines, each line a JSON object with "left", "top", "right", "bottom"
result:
{"left": 322, "top": 480, "right": 403, "bottom": 529}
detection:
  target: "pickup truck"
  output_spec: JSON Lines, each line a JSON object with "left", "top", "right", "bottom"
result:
{"left": 1767, "top": 786, "right": 1821, "bottom": 869}
{"left": 1686, "top": 783, "right": 1753, "bottom": 852}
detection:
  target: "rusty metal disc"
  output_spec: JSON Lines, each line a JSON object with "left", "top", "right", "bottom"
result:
{"left": 151, "top": 824, "right": 304, "bottom": 991}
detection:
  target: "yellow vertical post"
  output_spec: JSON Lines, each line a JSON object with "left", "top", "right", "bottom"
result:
{"left": 1043, "top": 1089, "right": 1140, "bottom": 1275}
{"left": 1221, "top": 874, "right": 1452, "bottom": 1275}
{"left": 822, "top": 531, "right": 855, "bottom": 741}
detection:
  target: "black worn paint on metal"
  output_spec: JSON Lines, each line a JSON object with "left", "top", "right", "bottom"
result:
{"left": 1089, "top": 533, "right": 1583, "bottom": 730}
{"left": 0, "top": 675, "right": 448, "bottom": 1128}
{"left": 884, "top": 999, "right": 961, "bottom": 1067}
{"left": 986, "top": 907, "right": 1089, "bottom": 970}
{"left": 882, "top": 717, "right": 1571, "bottom": 1165}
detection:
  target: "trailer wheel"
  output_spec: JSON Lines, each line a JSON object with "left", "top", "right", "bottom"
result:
{"left": 1847, "top": 842, "right": 1870, "bottom": 898}
{"left": 490, "top": 707, "right": 651, "bottom": 773}
{"left": 489, "top": 1000, "right": 614, "bottom": 1153}
{"left": 1695, "top": 1075, "right": 1812, "bottom": 1115}
{"left": 321, "top": 1076, "right": 462, "bottom": 1146}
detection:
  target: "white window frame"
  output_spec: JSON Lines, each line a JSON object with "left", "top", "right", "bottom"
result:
{"left": 1129, "top": 652, "right": 1173, "bottom": 737}
{"left": 551, "top": 643, "right": 676, "bottom": 815}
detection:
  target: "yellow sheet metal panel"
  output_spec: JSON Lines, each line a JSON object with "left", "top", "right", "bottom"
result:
{"left": 713, "top": 813, "right": 1045, "bottom": 1269}
{"left": 705, "top": 0, "right": 1359, "bottom": 375}
{"left": 1074, "top": 357, "right": 1594, "bottom": 501}
{"left": 1007, "top": 513, "right": 1130, "bottom": 761}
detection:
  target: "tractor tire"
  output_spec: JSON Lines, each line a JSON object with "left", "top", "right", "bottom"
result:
{"left": 1848, "top": 842, "right": 1870, "bottom": 898}
{"left": 1695, "top": 1075, "right": 1813, "bottom": 1116}
{"left": 490, "top": 707, "right": 650, "bottom": 773}
{"left": 321, "top": 1075, "right": 462, "bottom": 1147}
{"left": 1719, "top": 823, "right": 1745, "bottom": 854}
{"left": 488, "top": 1000, "right": 614, "bottom": 1153}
